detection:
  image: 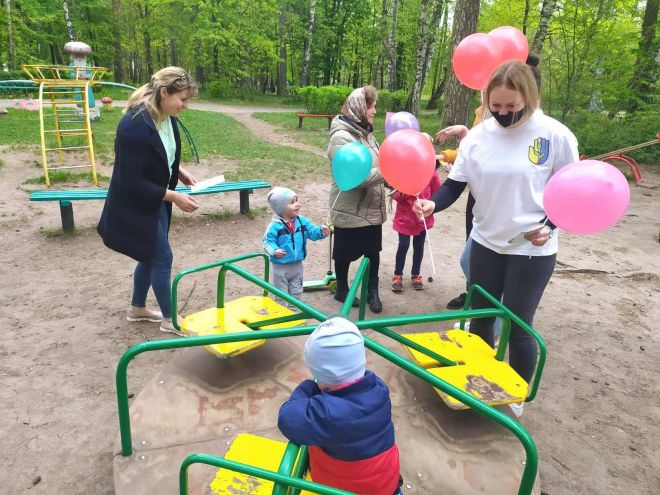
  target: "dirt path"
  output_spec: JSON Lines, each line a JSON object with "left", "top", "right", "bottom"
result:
{"left": 0, "top": 102, "right": 658, "bottom": 495}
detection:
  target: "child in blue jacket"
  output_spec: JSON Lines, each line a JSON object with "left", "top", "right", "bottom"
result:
{"left": 263, "top": 187, "right": 328, "bottom": 302}
{"left": 278, "top": 317, "right": 403, "bottom": 495}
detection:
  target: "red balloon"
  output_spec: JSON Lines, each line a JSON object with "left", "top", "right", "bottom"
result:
{"left": 488, "top": 26, "right": 528, "bottom": 63}
{"left": 379, "top": 130, "right": 436, "bottom": 195}
{"left": 452, "top": 33, "right": 504, "bottom": 90}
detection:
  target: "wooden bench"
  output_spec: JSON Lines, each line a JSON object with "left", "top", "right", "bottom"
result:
{"left": 29, "top": 179, "right": 271, "bottom": 232}
{"left": 296, "top": 113, "right": 335, "bottom": 130}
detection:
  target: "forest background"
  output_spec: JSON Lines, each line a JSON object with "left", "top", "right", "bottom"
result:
{"left": 0, "top": 0, "right": 658, "bottom": 163}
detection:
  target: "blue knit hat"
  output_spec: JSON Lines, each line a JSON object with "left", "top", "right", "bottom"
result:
{"left": 267, "top": 186, "right": 296, "bottom": 216}
{"left": 304, "top": 317, "right": 366, "bottom": 386}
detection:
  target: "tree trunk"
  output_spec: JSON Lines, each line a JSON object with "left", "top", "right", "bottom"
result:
{"left": 277, "top": 5, "right": 287, "bottom": 96}
{"left": 373, "top": 0, "right": 389, "bottom": 87}
{"left": 385, "top": 0, "right": 400, "bottom": 90}
{"left": 628, "top": 0, "right": 659, "bottom": 110}
{"left": 440, "top": 0, "right": 480, "bottom": 133}
{"left": 426, "top": 2, "right": 450, "bottom": 110}
{"left": 522, "top": 0, "right": 530, "bottom": 35}
{"left": 111, "top": 0, "right": 124, "bottom": 82}
{"left": 299, "top": 0, "right": 317, "bottom": 86}
{"left": 531, "top": 0, "right": 558, "bottom": 54}
{"left": 426, "top": 65, "right": 448, "bottom": 110}
{"left": 63, "top": 1, "right": 76, "bottom": 42}
{"left": 405, "top": 0, "right": 444, "bottom": 115}
{"left": 141, "top": 3, "right": 153, "bottom": 76}
{"left": 6, "top": 0, "right": 15, "bottom": 70}
{"left": 170, "top": 40, "right": 178, "bottom": 67}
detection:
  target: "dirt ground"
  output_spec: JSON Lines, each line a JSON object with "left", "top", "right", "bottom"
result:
{"left": 0, "top": 109, "right": 658, "bottom": 495}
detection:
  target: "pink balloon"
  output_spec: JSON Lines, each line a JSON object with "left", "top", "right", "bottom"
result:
{"left": 544, "top": 160, "right": 630, "bottom": 235}
{"left": 379, "top": 129, "right": 436, "bottom": 195}
{"left": 452, "top": 33, "right": 504, "bottom": 90}
{"left": 488, "top": 26, "right": 529, "bottom": 63}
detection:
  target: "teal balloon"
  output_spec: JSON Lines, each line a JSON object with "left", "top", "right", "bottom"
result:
{"left": 332, "top": 142, "right": 373, "bottom": 191}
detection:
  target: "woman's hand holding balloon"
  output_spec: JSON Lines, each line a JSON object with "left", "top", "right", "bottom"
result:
{"left": 524, "top": 225, "right": 552, "bottom": 246}
{"left": 412, "top": 199, "right": 436, "bottom": 219}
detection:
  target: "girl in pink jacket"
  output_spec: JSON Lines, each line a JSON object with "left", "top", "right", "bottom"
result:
{"left": 391, "top": 167, "right": 441, "bottom": 291}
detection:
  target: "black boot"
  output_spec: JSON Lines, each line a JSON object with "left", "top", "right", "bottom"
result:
{"left": 367, "top": 277, "right": 382, "bottom": 313}
{"left": 334, "top": 282, "right": 360, "bottom": 307}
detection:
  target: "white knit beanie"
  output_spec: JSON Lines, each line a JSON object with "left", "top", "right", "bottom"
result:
{"left": 304, "top": 317, "right": 366, "bottom": 386}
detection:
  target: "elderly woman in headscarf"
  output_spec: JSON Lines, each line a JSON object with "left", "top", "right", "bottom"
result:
{"left": 327, "top": 86, "right": 385, "bottom": 313}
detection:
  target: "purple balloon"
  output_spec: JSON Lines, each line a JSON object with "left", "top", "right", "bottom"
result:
{"left": 385, "top": 111, "right": 420, "bottom": 136}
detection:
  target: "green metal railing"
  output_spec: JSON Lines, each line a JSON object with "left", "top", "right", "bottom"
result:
{"left": 116, "top": 254, "right": 545, "bottom": 495}
{"left": 180, "top": 453, "right": 356, "bottom": 495}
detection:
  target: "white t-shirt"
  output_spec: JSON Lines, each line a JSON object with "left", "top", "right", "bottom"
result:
{"left": 449, "top": 109, "right": 579, "bottom": 256}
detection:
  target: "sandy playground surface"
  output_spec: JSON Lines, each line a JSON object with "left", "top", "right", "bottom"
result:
{"left": 0, "top": 106, "right": 658, "bottom": 495}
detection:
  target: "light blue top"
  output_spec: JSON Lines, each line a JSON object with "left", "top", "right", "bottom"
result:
{"left": 158, "top": 117, "right": 176, "bottom": 178}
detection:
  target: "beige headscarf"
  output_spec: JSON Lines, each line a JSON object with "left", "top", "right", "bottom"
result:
{"left": 344, "top": 88, "right": 368, "bottom": 124}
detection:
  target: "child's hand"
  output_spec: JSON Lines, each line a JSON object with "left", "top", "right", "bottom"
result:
{"left": 321, "top": 225, "right": 330, "bottom": 237}
{"left": 275, "top": 249, "right": 286, "bottom": 258}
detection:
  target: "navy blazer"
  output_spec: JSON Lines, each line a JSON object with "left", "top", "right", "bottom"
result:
{"left": 97, "top": 106, "right": 181, "bottom": 262}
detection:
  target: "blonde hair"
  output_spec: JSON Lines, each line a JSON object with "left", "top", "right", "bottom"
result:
{"left": 125, "top": 66, "right": 198, "bottom": 126}
{"left": 481, "top": 61, "right": 539, "bottom": 126}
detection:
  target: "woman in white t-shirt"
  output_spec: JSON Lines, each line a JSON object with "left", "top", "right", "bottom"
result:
{"left": 416, "top": 61, "right": 579, "bottom": 415}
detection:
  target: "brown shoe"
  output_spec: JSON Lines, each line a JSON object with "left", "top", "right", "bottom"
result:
{"left": 411, "top": 275, "right": 424, "bottom": 290}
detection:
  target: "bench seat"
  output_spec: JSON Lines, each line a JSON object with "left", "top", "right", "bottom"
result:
{"left": 295, "top": 113, "right": 335, "bottom": 130}
{"left": 29, "top": 179, "right": 271, "bottom": 231}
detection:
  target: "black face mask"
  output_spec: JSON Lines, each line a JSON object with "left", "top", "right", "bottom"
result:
{"left": 490, "top": 107, "right": 527, "bottom": 128}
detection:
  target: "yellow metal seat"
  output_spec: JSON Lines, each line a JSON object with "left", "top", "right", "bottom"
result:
{"left": 209, "top": 433, "right": 290, "bottom": 494}
{"left": 181, "top": 296, "right": 305, "bottom": 358}
{"left": 401, "top": 329, "right": 528, "bottom": 409}
{"left": 427, "top": 359, "right": 528, "bottom": 410}
{"left": 401, "top": 329, "right": 496, "bottom": 367}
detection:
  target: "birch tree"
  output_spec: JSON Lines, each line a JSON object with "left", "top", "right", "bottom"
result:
{"left": 531, "top": 0, "right": 558, "bottom": 54}
{"left": 440, "top": 0, "right": 481, "bottom": 131}
{"left": 299, "top": 0, "right": 317, "bottom": 86}
{"left": 405, "top": 0, "right": 445, "bottom": 115}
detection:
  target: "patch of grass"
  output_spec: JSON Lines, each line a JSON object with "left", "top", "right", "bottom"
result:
{"left": 0, "top": 107, "right": 123, "bottom": 157}
{"left": 0, "top": 157, "right": 4, "bottom": 169}
{"left": 39, "top": 227, "right": 85, "bottom": 238}
{"left": 244, "top": 206, "right": 269, "bottom": 220}
{"left": 252, "top": 111, "right": 444, "bottom": 151}
{"left": 200, "top": 209, "right": 233, "bottom": 221}
{"left": 0, "top": 107, "right": 328, "bottom": 184}
{"left": 179, "top": 110, "right": 328, "bottom": 182}
{"left": 23, "top": 171, "right": 110, "bottom": 185}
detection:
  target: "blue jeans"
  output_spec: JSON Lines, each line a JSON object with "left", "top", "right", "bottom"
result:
{"left": 460, "top": 237, "right": 502, "bottom": 338}
{"left": 131, "top": 203, "right": 173, "bottom": 318}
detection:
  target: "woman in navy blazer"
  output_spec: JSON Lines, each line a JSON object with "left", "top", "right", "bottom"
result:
{"left": 98, "top": 67, "right": 198, "bottom": 334}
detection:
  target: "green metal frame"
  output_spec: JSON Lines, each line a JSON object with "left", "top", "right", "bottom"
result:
{"left": 116, "top": 254, "right": 546, "bottom": 495}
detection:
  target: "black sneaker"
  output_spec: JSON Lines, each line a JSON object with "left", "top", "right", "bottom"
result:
{"left": 446, "top": 292, "right": 466, "bottom": 309}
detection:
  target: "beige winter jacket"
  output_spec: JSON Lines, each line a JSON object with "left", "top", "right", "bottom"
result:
{"left": 326, "top": 116, "right": 386, "bottom": 228}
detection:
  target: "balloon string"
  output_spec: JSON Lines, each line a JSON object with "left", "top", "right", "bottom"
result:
{"left": 327, "top": 192, "right": 341, "bottom": 226}
{"left": 416, "top": 196, "right": 436, "bottom": 275}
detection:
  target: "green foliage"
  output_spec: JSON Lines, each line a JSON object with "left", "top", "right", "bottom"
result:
{"left": 563, "top": 110, "right": 659, "bottom": 164}
{"left": 294, "top": 85, "right": 352, "bottom": 114}
{"left": 377, "top": 90, "right": 408, "bottom": 112}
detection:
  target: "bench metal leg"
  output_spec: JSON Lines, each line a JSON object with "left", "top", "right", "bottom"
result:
{"left": 327, "top": 117, "right": 332, "bottom": 130}
{"left": 239, "top": 189, "right": 254, "bottom": 215}
{"left": 59, "top": 200, "right": 75, "bottom": 232}
{"left": 298, "top": 117, "right": 303, "bottom": 129}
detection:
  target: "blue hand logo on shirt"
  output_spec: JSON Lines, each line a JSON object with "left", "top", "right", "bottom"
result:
{"left": 528, "top": 137, "right": 550, "bottom": 165}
